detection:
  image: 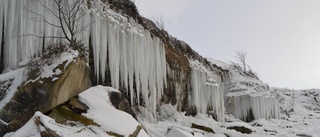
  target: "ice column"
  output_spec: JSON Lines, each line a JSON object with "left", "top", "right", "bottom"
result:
{"left": 189, "top": 68, "right": 225, "bottom": 122}
{"left": 232, "top": 95, "right": 280, "bottom": 121}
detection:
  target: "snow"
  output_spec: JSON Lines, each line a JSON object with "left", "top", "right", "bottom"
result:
{"left": 166, "top": 127, "right": 194, "bottom": 137}
{"left": 4, "top": 112, "right": 45, "bottom": 137}
{"left": 0, "top": 68, "right": 23, "bottom": 110}
{"left": 139, "top": 104, "right": 245, "bottom": 137}
{"left": 78, "top": 86, "right": 147, "bottom": 136}
{"left": 5, "top": 111, "right": 107, "bottom": 137}
{"left": 0, "top": 68, "right": 23, "bottom": 83}
{"left": 140, "top": 92, "right": 320, "bottom": 137}
{"left": 6, "top": 86, "right": 149, "bottom": 137}
{"left": 38, "top": 50, "right": 78, "bottom": 79}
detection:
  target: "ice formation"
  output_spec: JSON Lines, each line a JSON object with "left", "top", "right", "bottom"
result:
{"left": 0, "top": 0, "right": 166, "bottom": 118}
{"left": 231, "top": 94, "right": 280, "bottom": 121}
{"left": 189, "top": 60, "right": 225, "bottom": 122}
{"left": 89, "top": 1, "right": 167, "bottom": 118}
{"left": 0, "top": 0, "right": 88, "bottom": 70}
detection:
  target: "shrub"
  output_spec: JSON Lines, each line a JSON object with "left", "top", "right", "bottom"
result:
{"left": 25, "top": 42, "right": 87, "bottom": 80}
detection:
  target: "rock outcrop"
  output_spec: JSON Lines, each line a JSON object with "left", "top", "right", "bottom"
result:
{"left": 0, "top": 58, "right": 91, "bottom": 136}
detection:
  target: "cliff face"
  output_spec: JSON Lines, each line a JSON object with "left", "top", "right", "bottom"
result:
{"left": 0, "top": 0, "right": 279, "bottom": 131}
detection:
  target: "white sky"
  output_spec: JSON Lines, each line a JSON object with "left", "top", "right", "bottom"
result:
{"left": 135, "top": 0, "right": 320, "bottom": 89}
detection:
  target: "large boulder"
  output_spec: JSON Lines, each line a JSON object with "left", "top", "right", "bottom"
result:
{"left": 0, "top": 58, "right": 91, "bottom": 135}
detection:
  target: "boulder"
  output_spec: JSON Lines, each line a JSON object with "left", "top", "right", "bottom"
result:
{"left": 0, "top": 58, "right": 91, "bottom": 136}
{"left": 109, "top": 91, "right": 137, "bottom": 119}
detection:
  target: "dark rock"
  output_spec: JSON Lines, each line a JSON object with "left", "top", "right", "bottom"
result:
{"left": 191, "top": 123, "right": 215, "bottom": 133}
{"left": 40, "top": 131, "right": 53, "bottom": 137}
{"left": 109, "top": 92, "right": 122, "bottom": 109}
{"left": 109, "top": 91, "right": 137, "bottom": 119}
{"left": 67, "top": 97, "right": 89, "bottom": 114}
{"left": 118, "top": 99, "right": 136, "bottom": 119}
{"left": 48, "top": 105, "right": 98, "bottom": 126}
{"left": 296, "top": 133, "right": 312, "bottom": 137}
{"left": 129, "top": 125, "right": 142, "bottom": 137}
{"left": 264, "top": 129, "right": 277, "bottom": 133}
{"left": 227, "top": 126, "right": 252, "bottom": 134}
{"left": 185, "top": 106, "right": 197, "bottom": 117}
{"left": 106, "top": 131, "right": 124, "bottom": 137}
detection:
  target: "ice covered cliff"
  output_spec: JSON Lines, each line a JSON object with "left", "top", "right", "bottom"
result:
{"left": 0, "top": 0, "right": 283, "bottom": 136}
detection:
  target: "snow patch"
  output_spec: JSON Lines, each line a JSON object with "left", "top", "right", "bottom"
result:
{"left": 78, "top": 85, "right": 148, "bottom": 136}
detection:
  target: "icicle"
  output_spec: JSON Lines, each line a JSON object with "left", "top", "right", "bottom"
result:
{"left": 231, "top": 94, "right": 280, "bottom": 121}
{"left": 189, "top": 63, "right": 225, "bottom": 122}
{"left": 99, "top": 17, "right": 108, "bottom": 82}
{"left": 0, "top": 1, "right": 3, "bottom": 61}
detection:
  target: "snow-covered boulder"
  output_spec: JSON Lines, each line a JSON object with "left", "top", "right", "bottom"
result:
{"left": 0, "top": 51, "right": 91, "bottom": 136}
{"left": 5, "top": 86, "right": 149, "bottom": 137}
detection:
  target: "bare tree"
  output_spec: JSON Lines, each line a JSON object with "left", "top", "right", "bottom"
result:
{"left": 235, "top": 51, "right": 247, "bottom": 72}
{"left": 24, "top": 0, "right": 90, "bottom": 46}
{"left": 231, "top": 51, "right": 260, "bottom": 79}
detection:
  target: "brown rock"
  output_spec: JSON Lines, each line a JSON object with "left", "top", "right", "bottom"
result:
{"left": 0, "top": 58, "right": 91, "bottom": 136}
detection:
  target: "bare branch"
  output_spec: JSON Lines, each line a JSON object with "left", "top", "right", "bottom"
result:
{"left": 234, "top": 51, "right": 247, "bottom": 72}
{"left": 16, "top": 34, "right": 67, "bottom": 40}
{"left": 34, "top": 0, "right": 59, "bottom": 18}
{"left": 24, "top": 0, "right": 89, "bottom": 46}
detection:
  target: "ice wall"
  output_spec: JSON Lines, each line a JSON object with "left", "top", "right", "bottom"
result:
{"left": 227, "top": 94, "right": 280, "bottom": 121}
{"left": 0, "top": 0, "right": 167, "bottom": 118}
{"left": 90, "top": 1, "right": 167, "bottom": 118}
{"left": 0, "top": 0, "right": 88, "bottom": 70}
{"left": 189, "top": 60, "right": 225, "bottom": 122}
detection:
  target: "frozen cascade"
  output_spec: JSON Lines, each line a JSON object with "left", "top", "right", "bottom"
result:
{"left": 231, "top": 94, "right": 280, "bottom": 121}
{"left": 189, "top": 60, "right": 225, "bottom": 122}
{"left": 0, "top": 0, "right": 90, "bottom": 71}
{"left": 89, "top": 0, "right": 167, "bottom": 120}
{"left": 0, "top": 0, "right": 167, "bottom": 120}
{"left": 0, "top": 1, "right": 3, "bottom": 56}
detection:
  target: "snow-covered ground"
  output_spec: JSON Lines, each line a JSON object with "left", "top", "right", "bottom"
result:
{"left": 139, "top": 88, "right": 320, "bottom": 137}
{"left": 8, "top": 87, "right": 320, "bottom": 137}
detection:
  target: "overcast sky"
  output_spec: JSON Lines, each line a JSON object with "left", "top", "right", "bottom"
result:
{"left": 135, "top": 0, "right": 320, "bottom": 89}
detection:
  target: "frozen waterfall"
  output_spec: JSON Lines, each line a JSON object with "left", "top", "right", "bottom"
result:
{"left": 229, "top": 94, "right": 280, "bottom": 121}
{"left": 90, "top": 1, "right": 167, "bottom": 118}
{"left": 0, "top": 0, "right": 167, "bottom": 117}
{"left": 189, "top": 60, "right": 225, "bottom": 122}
